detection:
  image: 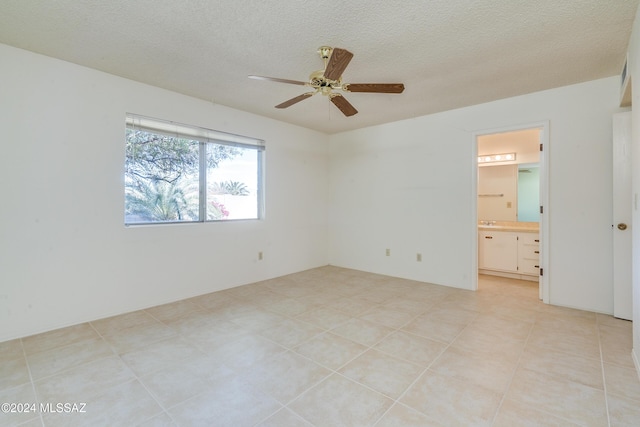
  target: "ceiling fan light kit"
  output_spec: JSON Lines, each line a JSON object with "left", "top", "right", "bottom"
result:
{"left": 249, "top": 46, "right": 405, "bottom": 117}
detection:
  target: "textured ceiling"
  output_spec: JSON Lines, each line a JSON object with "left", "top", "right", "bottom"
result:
{"left": 0, "top": 0, "right": 637, "bottom": 134}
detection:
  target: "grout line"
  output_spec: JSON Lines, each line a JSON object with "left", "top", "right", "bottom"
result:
{"left": 19, "top": 338, "right": 45, "bottom": 427}
{"left": 488, "top": 317, "right": 535, "bottom": 425}
{"left": 596, "top": 314, "right": 612, "bottom": 427}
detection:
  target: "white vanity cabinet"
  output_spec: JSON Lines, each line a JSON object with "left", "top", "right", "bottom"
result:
{"left": 478, "top": 228, "right": 539, "bottom": 280}
{"left": 478, "top": 231, "right": 518, "bottom": 272}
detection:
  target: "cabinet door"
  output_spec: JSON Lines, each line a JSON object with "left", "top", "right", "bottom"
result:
{"left": 479, "top": 231, "right": 518, "bottom": 272}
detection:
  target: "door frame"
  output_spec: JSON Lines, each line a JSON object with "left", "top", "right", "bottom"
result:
{"left": 470, "top": 121, "right": 550, "bottom": 303}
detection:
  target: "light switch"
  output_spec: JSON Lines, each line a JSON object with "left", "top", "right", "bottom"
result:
{"left": 507, "top": 201, "right": 512, "bottom": 208}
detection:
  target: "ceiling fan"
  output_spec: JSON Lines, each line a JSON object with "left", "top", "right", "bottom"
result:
{"left": 249, "top": 46, "right": 405, "bottom": 117}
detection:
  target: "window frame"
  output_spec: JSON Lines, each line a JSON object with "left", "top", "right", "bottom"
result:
{"left": 124, "top": 113, "right": 265, "bottom": 226}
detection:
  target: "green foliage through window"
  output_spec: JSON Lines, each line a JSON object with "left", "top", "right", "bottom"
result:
{"left": 125, "top": 114, "right": 264, "bottom": 224}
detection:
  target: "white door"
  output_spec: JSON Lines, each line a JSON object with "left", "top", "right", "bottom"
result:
{"left": 613, "top": 111, "right": 632, "bottom": 320}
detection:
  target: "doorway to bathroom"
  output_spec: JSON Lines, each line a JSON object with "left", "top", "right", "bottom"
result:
{"left": 472, "top": 123, "right": 549, "bottom": 303}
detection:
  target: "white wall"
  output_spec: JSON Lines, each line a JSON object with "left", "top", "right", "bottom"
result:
{"left": 627, "top": 6, "right": 640, "bottom": 376}
{"left": 0, "top": 44, "right": 329, "bottom": 342}
{"left": 329, "top": 77, "right": 621, "bottom": 314}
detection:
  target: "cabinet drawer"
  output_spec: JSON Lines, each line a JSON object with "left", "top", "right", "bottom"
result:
{"left": 519, "top": 245, "right": 540, "bottom": 260}
{"left": 519, "top": 233, "right": 540, "bottom": 245}
{"left": 519, "top": 258, "right": 540, "bottom": 275}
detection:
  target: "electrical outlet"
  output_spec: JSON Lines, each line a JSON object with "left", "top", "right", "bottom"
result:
{"left": 385, "top": 248, "right": 390, "bottom": 256}
{"left": 417, "top": 253, "right": 422, "bottom": 262}
{"left": 258, "top": 251, "right": 263, "bottom": 261}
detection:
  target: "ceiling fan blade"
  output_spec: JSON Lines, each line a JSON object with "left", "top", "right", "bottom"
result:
{"left": 248, "top": 75, "right": 308, "bottom": 86}
{"left": 275, "top": 92, "right": 314, "bottom": 109}
{"left": 330, "top": 94, "right": 358, "bottom": 117}
{"left": 344, "top": 83, "right": 405, "bottom": 93}
{"left": 323, "top": 48, "right": 354, "bottom": 81}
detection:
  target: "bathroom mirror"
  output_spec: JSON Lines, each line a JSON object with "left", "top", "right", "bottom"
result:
{"left": 517, "top": 164, "right": 540, "bottom": 222}
{"left": 477, "top": 163, "right": 539, "bottom": 222}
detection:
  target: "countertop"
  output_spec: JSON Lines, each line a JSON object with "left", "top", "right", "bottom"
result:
{"left": 478, "top": 221, "right": 539, "bottom": 233}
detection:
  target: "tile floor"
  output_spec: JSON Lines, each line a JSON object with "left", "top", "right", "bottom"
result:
{"left": 1, "top": 267, "right": 639, "bottom": 426}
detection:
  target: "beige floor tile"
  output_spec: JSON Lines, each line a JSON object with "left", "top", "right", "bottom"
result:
{"left": 241, "top": 351, "right": 331, "bottom": 404}
{"left": 506, "top": 367, "right": 608, "bottom": 425}
{"left": 228, "top": 308, "right": 288, "bottom": 332}
{"left": 331, "top": 296, "right": 378, "bottom": 316}
{"left": 11, "top": 417, "right": 43, "bottom": 427}
{"left": 34, "top": 356, "right": 134, "bottom": 403}
{"left": 144, "top": 299, "right": 203, "bottom": 323}
{"left": 597, "top": 314, "right": 632, "bottom": 331}
{"left": 380, "top": 297, "right": 432, "bottom": 316}
{"left": 288, "top": 374, "right": 392, "bottom": 427}
{"left": 339, "top": 349, "right": 423, "bottom": 399}
{"left": 438, "top": 293, "right": 491, "bottom": 313}
{"left": 357, "top": 288, "right": 401, "bottom": 304}
{"left": 539, "top": 304, "right": 597, "bottom": 324}
{"left": 187, "top": 290, "right": 237, "bottom": 311}
{"left": 295, "top": 292, "right": 342, "bottom": 307}
{"left": 519, "top": 344, "right": 604, "bottom": 389}
{"left": 600, "top": 324, "right": 635, "bottom": 368}
{"left": 159, "top": 308, "right": 225, "bottom": 335}
{"left": 330, "top": 318, "right": 394, "bottom": 347}
{"left": 180, "top": 319, "right": 249, "bottom": 349}
{"left": 258, "top": 318, "right": 324, "bottom": 349}
{"left": 359, "top": 306, "right": 415, "bottom": 328}
{"left": 256, "top": 407, "right": 314, "bottom": 427}
{"left": 102, "top": 321, "right": 177, "bottom": 354}
{"left": 120, "top": 335, "right": 203, "bottom": 377}
{"left": 604, "top": 363, "right": 640, "bottom": 401}
{"left": 374, "top": 403, "right": 434, "bottom": 427}
{"left": 0, "top": 339, "right": 23, "bottom": 359}
{"left": 374, "top": 330, "right": 447, "bottom": 366}
{"left": 488, "top": 300, "right": 540, "bottom": 323}
{"left": 26, "top": 337, "right": 114, "bottom": 380}
{"left": 90, "top": 310, "right": 157, "bottom": 336}
{"left": 42, "top": 380, "right": 162, "bottom": 427}
{"left": 400, "top": 370, "right": 502, "bottom": 426}
{"left": 466, "top": 313, "right": 533, "bottom": 340}
{"left": 21, "top": 323, "right": 99, "bottom": 355}
{"left": 265, "top": 297, "right": 318, "bottom": 317}
{"left": 430, "top": 345, "right": 518, "bottom": 393}
{"left": 0, "top": 355, "right": 30, "bottom": 391}
{"left": 294, "top": 332, "right": 367, "bottom": 370}
{"left": 526, "top": 324, "right": 601, "bottom": 360}
{"left": 296, "top": 307, "right": 352, "bottom": 330}
{"left": 452, "top": 327, "right": 527, "bottom": 361}
{"left": 493, "top": 398, "right": 581, "bottom": 426}
{"left": 140, "top": 356, "right": 234, "bottom": 408}
{"left": 402, "top": 312, "right": 470, "bottom": 343}
{"left": 138, "top": 412, "right": 177, "bottom": 427}
{"left": 607, "top": 393, "right": 640, "bottom": 427}
{"left": 0, "top": 383, "right": 39, "bottom": 427}
{"left": 242, "top": 289, "right": 290, "bottom": 306}
{"left": 168, "top": 376, "right": 281, "bottom": 427}
{"left": 267, "top": 283, "right": 318, "bottom": 299}
{"left": 210, "top": 333, "right": 286, "bottom": 371}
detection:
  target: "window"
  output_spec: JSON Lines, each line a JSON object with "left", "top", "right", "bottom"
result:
{"left": 125, "top": 114, "right": 264, "bottom": 225}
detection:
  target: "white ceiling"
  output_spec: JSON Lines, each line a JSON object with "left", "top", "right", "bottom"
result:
{"left": 0, "top": 0, "right": 637, "bottom": 134}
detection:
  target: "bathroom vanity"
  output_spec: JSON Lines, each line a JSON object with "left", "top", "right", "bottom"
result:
{"left": 478, "top": 222, "right": 539, "bottom": 281}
